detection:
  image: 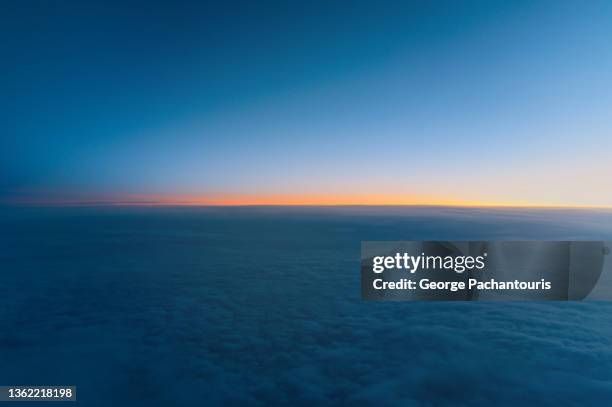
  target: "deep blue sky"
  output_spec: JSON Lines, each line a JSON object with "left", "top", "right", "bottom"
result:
{"left": 3, "top": 1, "right": 612, "bottom": 205}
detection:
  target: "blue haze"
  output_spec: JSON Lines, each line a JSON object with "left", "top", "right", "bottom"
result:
{"left": 1, "top": 207, "right": 612, "bottom": 405}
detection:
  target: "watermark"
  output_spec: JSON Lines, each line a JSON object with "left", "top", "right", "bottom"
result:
{"left": 361, "top": 241, "right": 611, "bottom": 301}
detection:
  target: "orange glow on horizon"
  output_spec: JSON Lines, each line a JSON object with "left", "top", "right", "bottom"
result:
{"left": 8, "top": 192, "right": 612, "bottom": 209}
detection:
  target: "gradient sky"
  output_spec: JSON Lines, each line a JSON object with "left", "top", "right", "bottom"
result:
{"left": 3, "top": 0, "right": 612, "bottom": 206}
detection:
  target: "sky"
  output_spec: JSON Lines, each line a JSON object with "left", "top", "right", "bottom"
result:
{"left": 2, "top": 0, "right": 612, "bottom": 206}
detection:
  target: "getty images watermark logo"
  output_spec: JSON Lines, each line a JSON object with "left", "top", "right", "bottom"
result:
{"left": 372, "top": 252, "right": 487, "bottom": 274}
{"left": 362, "top": 241, "right": 611, "bottom": 301}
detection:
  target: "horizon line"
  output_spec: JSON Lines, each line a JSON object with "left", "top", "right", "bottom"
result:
{"left": 4, "top": 192, "right": 612, "bottom": 210}
{"left": 4, "top": 200, "right": 612, "bottom": 210}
